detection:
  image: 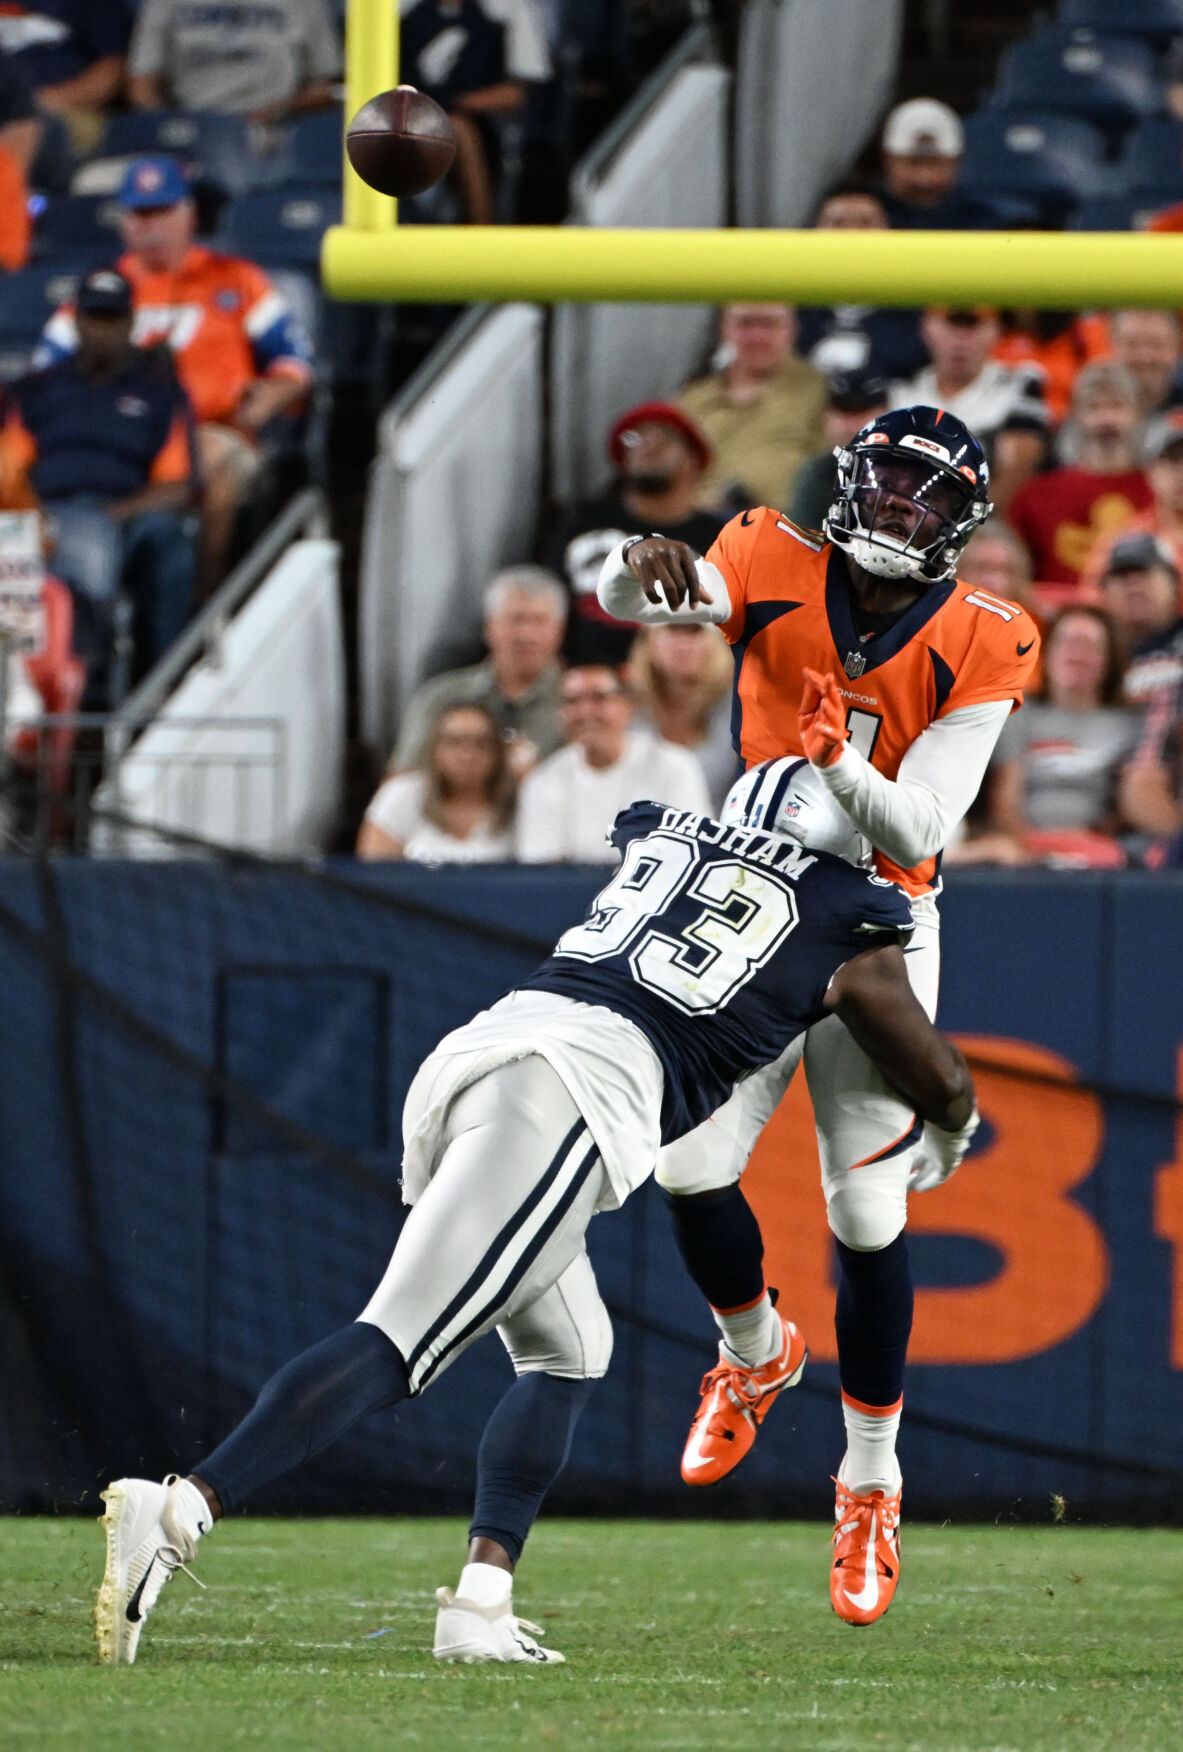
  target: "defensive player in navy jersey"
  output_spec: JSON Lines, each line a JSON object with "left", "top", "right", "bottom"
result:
{"left": 95, "top": 765, "right": 975, "bottom": 1669}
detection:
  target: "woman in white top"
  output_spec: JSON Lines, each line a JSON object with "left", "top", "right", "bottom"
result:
{"left": 628, "top": 622, "right": 736, "bottom": 810}
{"left": 357, "top": 703, "right": 516, "bottom": 864}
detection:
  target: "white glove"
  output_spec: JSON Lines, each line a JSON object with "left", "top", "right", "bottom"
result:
{"left": 907, "top": 1108, "right": 980, "bottom": 1193}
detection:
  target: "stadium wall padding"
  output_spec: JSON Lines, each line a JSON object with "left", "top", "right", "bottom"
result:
{"left": 0, "top": 862, "right": 1180, "bottom": 1523}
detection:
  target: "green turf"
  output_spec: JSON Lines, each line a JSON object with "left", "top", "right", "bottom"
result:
{"left": 2, "top": 1517, "right": 1181, "bottom": 1752}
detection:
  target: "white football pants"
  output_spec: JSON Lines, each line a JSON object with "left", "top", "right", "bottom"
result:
{"left": 360, "top": 1056, "right": 615, "bottom": 1392}
{"left": 655, "top": 896, "right": 941, "bottom": 1251}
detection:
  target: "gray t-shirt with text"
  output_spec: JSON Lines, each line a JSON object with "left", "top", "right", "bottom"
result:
{"left": 994, "top": 701, "right": 1141, "bottom": 831}
{"left": 129, "top": 0, "right": 341, "bottom": 115}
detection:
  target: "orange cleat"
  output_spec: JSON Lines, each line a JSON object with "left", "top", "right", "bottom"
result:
{"left": 830, "top": 1477, "right": 902, "bottom": 1626}
{"left": 680, "top": 1315, "right": 808, "bottom": 1486}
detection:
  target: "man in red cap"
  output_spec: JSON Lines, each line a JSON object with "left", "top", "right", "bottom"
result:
{"left": 540, "top": 400, "right": 724, "bottom": 665}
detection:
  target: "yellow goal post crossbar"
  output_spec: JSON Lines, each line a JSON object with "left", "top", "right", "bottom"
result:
{"left": 322, "top": 222, "right": 1183, "bottom": 308}
{"left": 333, "top": 0, "right": 1183, "bottom": 305}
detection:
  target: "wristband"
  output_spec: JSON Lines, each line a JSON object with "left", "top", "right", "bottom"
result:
{"left": 620, "top": 532, "right": 676, "bottom": 560}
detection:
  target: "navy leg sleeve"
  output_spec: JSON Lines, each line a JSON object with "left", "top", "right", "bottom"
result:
{"left": 663, "top": 1184, "right": 766, "bottom": 1311}
{"left": 834, "top": 1234, "right": 914, "bottom": 1407}
{"left": 196, "top": 1322, "right": 409, "bottom": 1513}
{"left": 468, "top": 1373, "right": 597, "bottom": 1564}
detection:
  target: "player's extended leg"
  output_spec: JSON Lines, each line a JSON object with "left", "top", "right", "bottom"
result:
{"left": 655, "top": 1041, "right": 809, "bottom": 1484}
{"left": 96, "top": 1057, "right": 609, "bottom": 1664}
{"left": 807, "top": 901, "right": 940, "bottom": 1625}
{"left": 434, "top": 1249, "right": 613, "bottom": 1663}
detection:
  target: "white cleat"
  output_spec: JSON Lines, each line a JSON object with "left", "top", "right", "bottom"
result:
{"left": 94, "top": 1475, "right": 205, "bottom": 1665}
{"left": 432, "top": 1587, "right": 566, "bottom": 1664}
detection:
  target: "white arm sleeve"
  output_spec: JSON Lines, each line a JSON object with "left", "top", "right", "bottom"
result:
{"left": 595, "top": 540, "right": 733, "bottom": 628}
{"left": 816, "top": 698, "right": 1014, "bottom": 869}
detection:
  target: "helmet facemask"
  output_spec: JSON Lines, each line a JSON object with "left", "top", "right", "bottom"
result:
{"left": 826, "top": 447, "right": 990, "bottom": 583}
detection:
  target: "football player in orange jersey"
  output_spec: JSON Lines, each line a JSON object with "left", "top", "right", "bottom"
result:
{"left": 597, "top": 406, "right": 1039, "bottom": 1625}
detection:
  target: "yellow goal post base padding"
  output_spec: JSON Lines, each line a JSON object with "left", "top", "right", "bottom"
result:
{"left": 320, "top": 223, "right": 1183, "bottom": 308}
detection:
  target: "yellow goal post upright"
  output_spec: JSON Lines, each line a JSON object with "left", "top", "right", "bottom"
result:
{"left": 329, "top": 0, "right": 1183, "bottom": 306}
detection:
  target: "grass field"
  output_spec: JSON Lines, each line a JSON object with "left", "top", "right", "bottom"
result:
{"left": 2, "top": 1517, "right": 1181, "bottom": 1752}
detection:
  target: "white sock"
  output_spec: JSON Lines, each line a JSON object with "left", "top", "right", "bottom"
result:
{"left": 713, "top": 1291, "right": 781, "bottom": 1368}
{"left": 457, "top": 1562, "right": 513, "bottom": 1608}
{"left": 839, "top": 1397, "right": 902, "bottom": 1496}
{"left": 167, "top": 1475, "right": 214, "bottom": 1541}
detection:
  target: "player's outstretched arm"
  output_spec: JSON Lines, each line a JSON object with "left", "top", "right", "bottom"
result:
{"left": 824, "top": 943, "right": 974, "bottom": 1133}
{"left": 596, "top": 537, "right": 731, "bottom": 627}
{"left": 799, "top": 668, "right": 1013, "bottom": 868}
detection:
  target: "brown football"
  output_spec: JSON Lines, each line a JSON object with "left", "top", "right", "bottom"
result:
{"left": 346, "top": 86, "right": 457, "bottom": 198}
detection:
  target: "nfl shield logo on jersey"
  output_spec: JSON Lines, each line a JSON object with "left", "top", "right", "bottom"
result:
{"left": 844, "top": 649, "right": 868, "bottom": 679}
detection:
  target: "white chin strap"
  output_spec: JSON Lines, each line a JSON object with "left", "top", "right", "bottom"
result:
{"left": 846, "top": 534, "right": 927, "bottom": 581}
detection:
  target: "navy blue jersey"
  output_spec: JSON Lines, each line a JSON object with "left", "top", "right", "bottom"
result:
{"left": 523, "top": 801, "right": 914, "bottom": 1144}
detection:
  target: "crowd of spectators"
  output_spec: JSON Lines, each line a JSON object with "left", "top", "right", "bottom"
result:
{"left": 1, "top": 9, "right": 1182, "bottom": 872}
{"left": 360, "top": 75, "right": 1183, "bottom": 874}
{"left": 0, "top": 0, "right": 680, "bottom": 741}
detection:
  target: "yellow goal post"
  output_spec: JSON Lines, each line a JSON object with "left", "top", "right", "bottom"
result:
{"left": 328, "top": 0, "right": 1183, "bottom": 307}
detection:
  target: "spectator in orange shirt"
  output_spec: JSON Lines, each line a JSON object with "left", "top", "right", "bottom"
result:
{"left": 992, "top": 312, "right": 1111, "bottom": 426}
{"left": 0, "top": 45, "right": 41, "bottom": 177}
{"left": 0, "top": 141, "right": 29, "bottom": 271}
{"left": 1079, "top": 410, "right": 1183, "bottom": 597}
{"left": 38, "top": 156, "right": 314, "bottom": 592}
{"left": 1008, "top": 361, "right": 1153, "bottom": 609}
{"left": 0, "top": 48, "right": 36, "bottom": 269}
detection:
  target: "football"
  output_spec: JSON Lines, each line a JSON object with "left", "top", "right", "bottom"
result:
{"left": 345, "top": 86, "right": 457, "bottom": 198}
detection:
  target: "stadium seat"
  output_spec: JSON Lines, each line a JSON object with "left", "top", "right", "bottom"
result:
{"left": 32, "top": 194, "right": 123, "bottom": 265}
{"left": 1120, "top": 116, "right": 1183, "bottom": 190}
{"left": 1067, "top": 190, "right": 1180, "bottom": 228}
{"left": 278, "top": 110, "right": 345, "bottom": 187}
{"left": 1059, "top": 0, "right": 1183, "bottom": 44}
{"left": 960, "top": 111, "right": 1115, "bottom": 221}
{"left": 966, "top": 192, "right": 1045, "bottom": 228}
{"left": 0, "top": 263, "right": 88, "bottom": 380}
{"left": 214, "top": 188, "right": 342, "bottom": 269}
{"left": 994, "top": 30, "right": 1164, "bottom": 129}
{"left": 98, "top": 112, "right": 266, "bottom": 197}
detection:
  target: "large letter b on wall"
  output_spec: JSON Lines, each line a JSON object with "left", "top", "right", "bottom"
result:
{"left": 746, "top": 1037, "right": 1109, "bottom": 1365}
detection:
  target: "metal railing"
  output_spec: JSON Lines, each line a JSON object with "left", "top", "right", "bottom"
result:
{"left": 568, "top": 19, "right": 718, "bottom": 221}
{"left": 2, "top": 713, "right": 285, "bottom": 857}
{"left": 106, "top": 487, "right": 329, "bottom": 752}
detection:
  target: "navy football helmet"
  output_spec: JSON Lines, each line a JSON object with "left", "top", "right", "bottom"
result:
{"left": 824, "top": 406, "right": 992, "bottom": 585}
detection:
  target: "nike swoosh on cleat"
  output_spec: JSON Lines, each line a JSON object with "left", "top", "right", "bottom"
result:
{"left": 741, "top": 510, "right": 755, "bottom": 525}
{"left": 125, "top": 1555, "right": 159, "bottom": 1624}
{"left": 682, "top": 1437, "right": 715, "bottom": 1472}
{"left": 846, "top": 1509, "right": 881, "bottom": 1614}
{"left": 1017, "top": 639, "right": 1035, "bottom": 656}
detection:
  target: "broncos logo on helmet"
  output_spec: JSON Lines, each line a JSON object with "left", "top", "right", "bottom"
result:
{"left": 824, "top": 406, "right": 992, "bottom": 585}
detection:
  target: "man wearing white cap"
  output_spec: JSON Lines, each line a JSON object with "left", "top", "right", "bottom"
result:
{"left": 877, "top": 97, "right": 994, "bottom": 230}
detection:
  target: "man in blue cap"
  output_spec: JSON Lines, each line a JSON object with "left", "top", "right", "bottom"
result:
{"left": 3, "top": 265, "right": 198, "bottom": 700}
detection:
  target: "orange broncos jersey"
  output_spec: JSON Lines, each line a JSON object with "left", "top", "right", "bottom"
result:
{"left": 708, "top": 507, "right": 1041, "bottom": 895}
{"left": 40, "top": 247, "right": 312, "bottom": 428}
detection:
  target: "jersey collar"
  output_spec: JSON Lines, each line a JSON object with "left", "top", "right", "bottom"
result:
{"left": 824, "top": 544, "right": 955, "bottom": 679}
